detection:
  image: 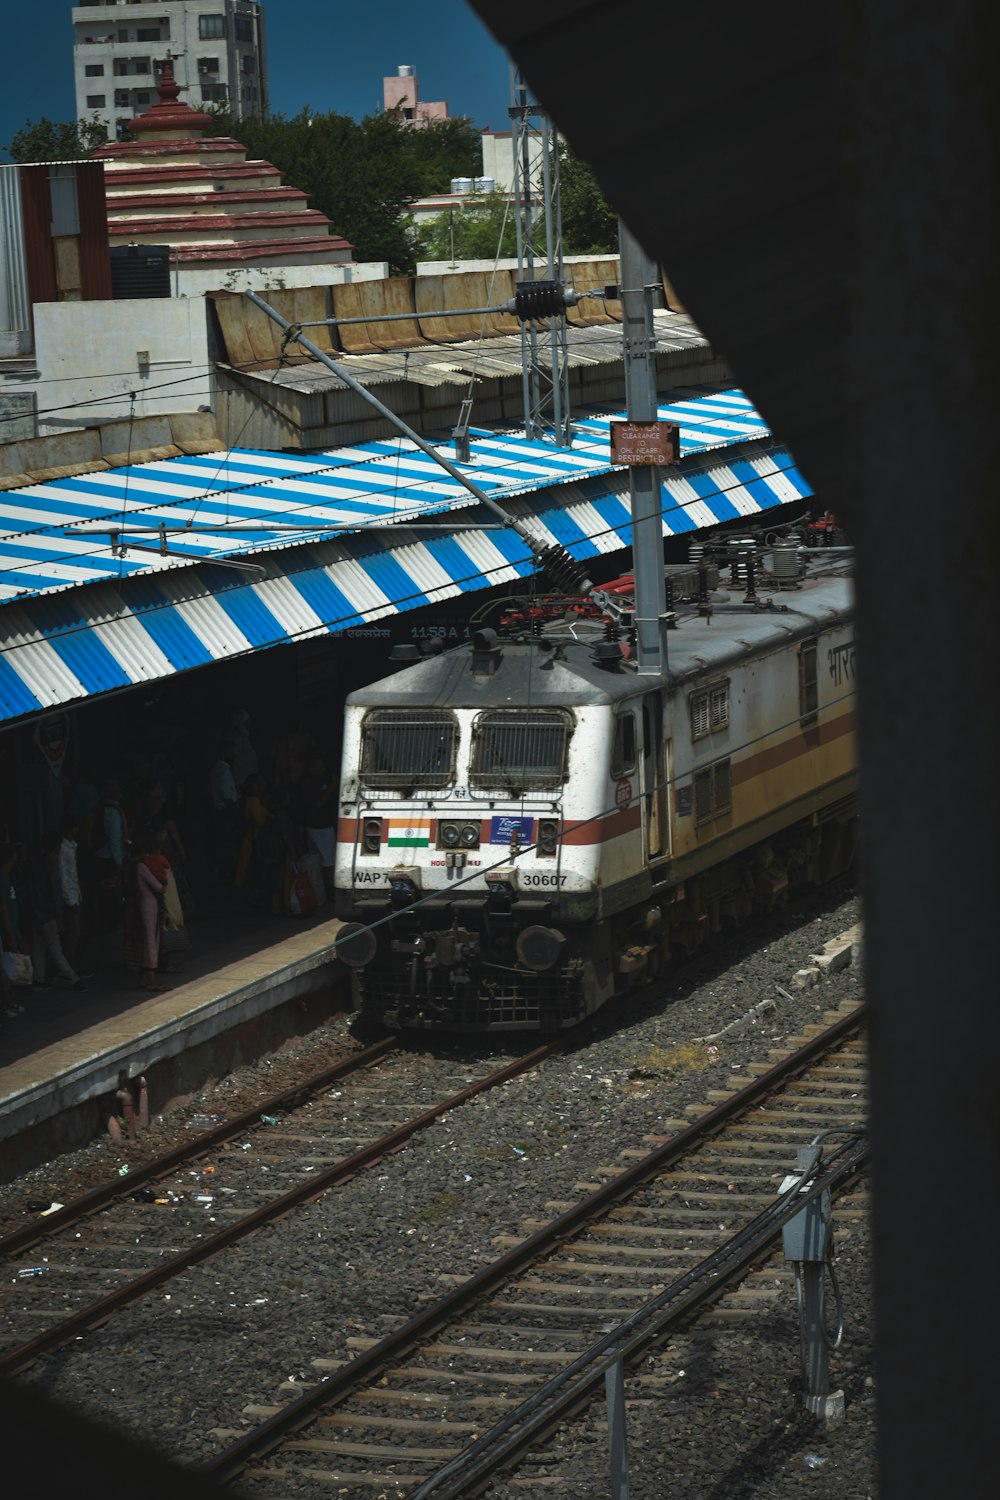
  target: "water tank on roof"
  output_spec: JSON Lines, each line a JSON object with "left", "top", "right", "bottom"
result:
{"left": 397, "top": 64, "right": 414, "bottom": 77}
{"left": 451, "top": 177, "right": 473, "bottom": 195}
{"left": 473, "top": 177, "right": 495, "bottom": 193}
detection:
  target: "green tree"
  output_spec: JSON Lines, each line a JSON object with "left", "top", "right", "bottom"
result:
{"left": 399, "top": 116, "right": 480, "bottom": 195}
{"left": 3, "top": 114, "right": 109, "bottom": 163}
{"left": 414, "top": 191, "right": 519, "bottom": 263}
{"left": 206, "top": 105, "right": 480, "bottom": 273}
{"left": 559, "top": 142, "right": 619, "bottom": 255}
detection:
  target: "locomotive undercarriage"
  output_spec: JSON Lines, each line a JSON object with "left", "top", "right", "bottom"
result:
{"left": 341, "top": 801, "right": 858, "bottom": 1033}
{"left": 343, "top": 894, "right": 600, "bottom": 1032}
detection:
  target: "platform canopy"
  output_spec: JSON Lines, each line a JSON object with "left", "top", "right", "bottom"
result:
{"left": 0, "top": 388, "right": 811, "bottom": 724}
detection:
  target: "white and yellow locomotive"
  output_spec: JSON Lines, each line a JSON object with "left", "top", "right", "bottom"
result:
{"left": 334, "top": 542, "right": 857, "bottom": 1031}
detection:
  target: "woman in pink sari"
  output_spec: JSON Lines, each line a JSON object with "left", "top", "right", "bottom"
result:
{"left": 123, "top": 829, "right": 168, "bottom": 991}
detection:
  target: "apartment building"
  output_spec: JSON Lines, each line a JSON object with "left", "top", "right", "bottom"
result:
{"left": 72, "top": 1, "right": 267, "bottom": 141}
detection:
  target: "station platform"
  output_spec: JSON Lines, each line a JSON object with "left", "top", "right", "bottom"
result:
{"left": 0, "top": 903, "right": 347, "bottom": 1178}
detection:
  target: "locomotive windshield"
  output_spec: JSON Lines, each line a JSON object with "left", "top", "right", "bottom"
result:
{"left": 359, "top": 709, "right": 457, "bottom": 789}
{"left": 470, "top": 709, "right": 571, "bottom": 791}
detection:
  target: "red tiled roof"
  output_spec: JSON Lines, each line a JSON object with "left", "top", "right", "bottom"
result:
{"left": 107, "top": 209, "right": 336, "bottom": 236}
{"left": 171, "top": 235, "right": 352, "bottom": 263}
{"left": 106, "top": 188, "right": 309, "bottom": 212}
{"left": 104, "top": 162, "right": 283, "bottom": 188}
{"left": 96, "top": 138, "right": 247, "bottom": 158}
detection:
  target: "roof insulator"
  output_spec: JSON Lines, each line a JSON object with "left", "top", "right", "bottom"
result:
{"left": 536, "top": 543, "right": 592, "bottom": 597}
{"left": 510, "top": 280, "right": 567, "bottom": 321}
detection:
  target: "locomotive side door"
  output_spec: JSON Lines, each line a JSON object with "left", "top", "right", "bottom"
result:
{"left": 641, "top": 691, "right": 670, "bottom": 864}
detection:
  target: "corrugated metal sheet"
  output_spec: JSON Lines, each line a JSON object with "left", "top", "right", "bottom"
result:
{"left": 76, "top": 160, "right": 113, "bottom": 302}
{"left": 316, "top": 311, "right": 704, "bottom": 384}
{"left": 0, "top": 427, "right": 813, "bottom": 725}
{"left": 332, "top": 277, "right": 427, "bottom": 353}
{"left": 0, "top": 387, "right": 770, "bottom": 605}
{"left": 18, "top": 165, "right": 57, "bottom": 306}
{"left": 0, "top": 167, "right": 30, "bottom": 343}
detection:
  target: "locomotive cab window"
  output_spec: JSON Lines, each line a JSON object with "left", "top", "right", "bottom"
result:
{"left": 471, "top": 709, "right": 571, "bottom": 792}
{"left": 611, "top": 711, "right": 637, "bottom": 778}
{"left": 359, "top": 709, "right": 457, "bottom": 789}
{"left": 690, "top": 682, "right": 729, "bottom": 740}
{"left": 799, "top": 638, "right": 819, "bottom": 726}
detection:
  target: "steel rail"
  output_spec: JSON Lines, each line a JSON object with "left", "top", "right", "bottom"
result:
{"left": 0, "top": 1037, "right": 398, "bottom": 1261}
{"left": 0, "top": 1042, "right": 557, "bottom": 1379}
{"left": 407, "top": 1137, "right": 870, "bottom": 1499}
{"left": 202, "top": 1003, "right": 866, "bottom": 1484}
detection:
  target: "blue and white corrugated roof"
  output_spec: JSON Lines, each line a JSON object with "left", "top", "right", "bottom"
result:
{"left": 0, "top": 432, "right": 813, "bottom": 724}
{"left": 0, "top": 387, "right": 771, "bottom": 605}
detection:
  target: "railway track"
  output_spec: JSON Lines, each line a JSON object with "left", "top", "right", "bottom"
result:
{"left": 202, "top": 1000, "right": 868, "bottom": 1495}
{"left": 0, "top": 1037, "right": 558, "bottom": 1377}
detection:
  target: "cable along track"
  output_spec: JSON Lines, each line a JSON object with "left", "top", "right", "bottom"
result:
{"left": 203, "top": 1002, "right": 867, "bottom": 1495}
{"left": 0, "top": 1039, "right": 557, "bottom": 1377}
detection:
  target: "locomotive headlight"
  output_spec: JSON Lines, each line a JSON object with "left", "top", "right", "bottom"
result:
{"left": 439, "top": 821, "right": 460, "bottom": 848}
{"left": 459, "top": 822, "right": 480, "bottom": 848}
{"left": 537, "top": 818, "right": 559, "bottom": 856}
{"left": 362, "top": 817, "right": 382, "bottom": 854}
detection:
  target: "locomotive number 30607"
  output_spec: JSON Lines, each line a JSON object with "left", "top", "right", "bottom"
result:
{"left": 520, "top": 873, "right": 567, "bottom": 888}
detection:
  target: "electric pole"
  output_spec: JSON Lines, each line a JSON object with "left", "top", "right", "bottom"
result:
{"left": 619, "top": 219, "right": 669, "bottom": 674}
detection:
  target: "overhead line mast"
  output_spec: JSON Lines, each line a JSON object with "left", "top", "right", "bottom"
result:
{"left": 510, "top": 65, "right": 572, "bottom": 448}
{"left": 618, "top": 220, "right": 670, "bottom": 675}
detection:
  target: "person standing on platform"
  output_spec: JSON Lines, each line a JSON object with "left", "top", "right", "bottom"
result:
{"left": 0, "top": 843, "right": 20, "bottom": 956}
{"left": 229, "top": 708, "right": 259, "bottom": 793}
{"left": 94, "top": 780, "right": 129, "bottom": 931}
{"left": 26, "top": 832, "right": 82, "bottom": 991}
{"left": 294, "top": 754, "right": 337, "bottom": 901}
{"left": 58, "top": 819, "right": 84, "bottom": 971}
{"left": 208, "top": 740, "right": 240, "bottom": 882}
{"left": 124, "top": 830, "right": 168, "bottom": 992}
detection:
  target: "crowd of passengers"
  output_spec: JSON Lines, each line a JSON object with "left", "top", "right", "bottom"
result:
{"left": 0, "top": 709, "right": 340, "bottom": 1014}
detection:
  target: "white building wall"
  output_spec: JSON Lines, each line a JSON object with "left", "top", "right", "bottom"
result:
{"left": 174, "top": 260, "right": 389, "bottom": 297}
{"left": 416, "top": 254, "right": 617, "bottom": 277}
{"left": 480, "top": 131, "right": 545, "bottom": 194}
{"left": 31, "top": 296, "right": 212, "bottom": 431}
{"left": 72, "top": 0, "right": 266, "bottom": 142}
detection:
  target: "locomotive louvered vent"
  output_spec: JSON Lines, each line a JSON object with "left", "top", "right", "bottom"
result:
{"left": 360, "top": 709, "right": 457, "bottom": 789}
{"left": 691, "top": 683, "right": 729, "bottom": 739}
{"left": 471, "top": 709, "right": 571, "bottom": 791}
{"left": 713, "top": 758, "right": 732, "bottom": 811}
{"left": 695, "top": 758, "right": 733, "bottom": 823}
{"left": 710, "top": 684, "right": 729, "bottom": 729}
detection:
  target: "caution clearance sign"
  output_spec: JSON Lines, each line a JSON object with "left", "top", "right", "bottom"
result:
{"left": 610, "top": 420, "right": 680, "bottom": 466}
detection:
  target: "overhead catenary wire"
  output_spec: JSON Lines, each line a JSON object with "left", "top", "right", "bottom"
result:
{"left": 0, "top": 423, "right": 785, "bottom": 579}
{"left": 0, "top": 308, "right": 698, "bottom": 430}
{"left": 0, "top": 455, "right": 811, "bottom": 652}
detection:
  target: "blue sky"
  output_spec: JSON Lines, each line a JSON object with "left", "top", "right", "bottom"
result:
{"left": 1, "top": 1, "right": 513, "bottom": 149}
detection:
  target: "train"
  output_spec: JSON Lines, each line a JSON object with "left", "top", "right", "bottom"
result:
{"left": 333, "top": 523, "right": 857, "bottom": 1032}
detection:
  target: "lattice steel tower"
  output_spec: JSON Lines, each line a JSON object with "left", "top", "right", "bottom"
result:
{"left": 509, "top": 66, "right": 572, "bottom": 447}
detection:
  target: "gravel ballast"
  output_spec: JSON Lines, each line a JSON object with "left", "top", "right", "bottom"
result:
{"left": 3, "top": 885, "right": 874, "bottom": 1498}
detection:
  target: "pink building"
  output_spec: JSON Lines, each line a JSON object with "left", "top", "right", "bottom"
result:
{"left": 383, "top": 64, "right": 448, "bottom": 127}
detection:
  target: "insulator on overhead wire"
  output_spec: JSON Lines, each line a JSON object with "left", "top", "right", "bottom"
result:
{"left": 510, "top": 280, "right": 567, "bottom": 321}
{"left": 536, "top": 543, "right": 593, "bottom": 597}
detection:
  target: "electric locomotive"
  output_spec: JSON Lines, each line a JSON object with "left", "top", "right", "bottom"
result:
{"left": 333, "top": 532, "right": 857, "bottom": 1031}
